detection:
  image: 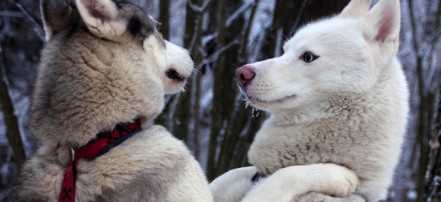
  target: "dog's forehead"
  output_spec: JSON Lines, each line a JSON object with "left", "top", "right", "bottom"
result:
{"left": 118, "top": 3, "right": 164, "bottom": 45}
{"left": 285, "top": 18, "right": 360, "bottom": 51}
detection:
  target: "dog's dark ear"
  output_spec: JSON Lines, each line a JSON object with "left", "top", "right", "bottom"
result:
{"left": 75, "top": 0, "right": 126, "bottom": 40}
{"left": 40, "top": 0, "right": 75, "bottom": 41}
{"left": 340, "top": 0, "right": 372, "bottom": 18}
{"left": 363, "top": 0, "right": 400, "bottom": 43}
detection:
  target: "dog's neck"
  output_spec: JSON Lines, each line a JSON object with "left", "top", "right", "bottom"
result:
{"left": 55, "top": 118, "right": 147, "bottom": 165}
{"left": 269, "top": 93, "right": 368, "bottom": 126}
{"left": 269, "top": 104, "right": 331, "bottom": 126}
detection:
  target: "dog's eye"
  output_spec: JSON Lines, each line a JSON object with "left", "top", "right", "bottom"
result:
{"left": 301, "top": 52, "right": 319, "bottom": 63}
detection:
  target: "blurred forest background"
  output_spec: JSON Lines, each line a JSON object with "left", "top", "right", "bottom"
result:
{"left": 0, "top": 0, "right": 440, "bottom": 201}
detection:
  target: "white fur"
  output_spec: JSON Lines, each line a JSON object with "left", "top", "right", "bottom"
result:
{"left": 213, "top": 0, "right": 408, "bottom": 201}
{"left": 210, "top": 164, "right": 360, "bottom": 202}
{"left": 163, "top": 41, "right": 194, "bottom": 94}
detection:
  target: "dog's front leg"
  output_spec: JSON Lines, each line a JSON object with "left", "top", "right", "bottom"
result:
{"left": 242, "top": 163, "right": 359, "bottom": 202}
{"left": 295, "top": 192, "right": 366, "bottom": 202}
{"left": 210, "top": 166, "right": 258, "bottom": 202}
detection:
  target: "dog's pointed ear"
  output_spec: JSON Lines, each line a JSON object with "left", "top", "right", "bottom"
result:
{"left": 40, "top": 0, "right": 75, "bottom": 41}
{"left": 340, "top": 0, "right": 372, "bottom": 18}
{"left": 75, "top": 0, "right": 126, "bottom": 39}
{"left": 363, "top": 0, "right": 400, "bottom": 44}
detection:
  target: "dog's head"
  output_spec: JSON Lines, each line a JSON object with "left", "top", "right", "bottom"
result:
{"left": 32, "top": 0, "right": 193, "bottom": 145}
{"left": 236, "top": 0, "right": 400, "bottom": 113}
{"left": 42, "top": 0, "right": 193, "bottom": 94}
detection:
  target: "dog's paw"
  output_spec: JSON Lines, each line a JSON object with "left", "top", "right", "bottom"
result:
{"left": 317, "top": 164, "right": 359, "bottom": 197}
{"left": 295, "top": 192, "right": 366, "bottom": 202}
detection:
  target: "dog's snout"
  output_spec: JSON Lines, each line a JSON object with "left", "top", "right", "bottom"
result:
{"left": 236, "top": 65, "right": 256, "bottom": 87}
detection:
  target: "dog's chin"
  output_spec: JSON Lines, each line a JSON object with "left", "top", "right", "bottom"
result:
{"left": 246, "top": 94, "right": 297, "bottom": 110}
{"left": 164, "top": 80, "right": 187, "bottom": 94}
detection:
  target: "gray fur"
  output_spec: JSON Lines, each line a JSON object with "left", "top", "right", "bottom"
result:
{"left": 15, "top": 0, "right": 211, "bottom": 201}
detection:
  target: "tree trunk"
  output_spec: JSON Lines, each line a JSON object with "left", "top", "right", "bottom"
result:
{"left": 193, "top": 72, "right": 202, "bottom": 160}
{"left": 158, "top": 0, "right": 170, "bottom": 40}
{"left": 153, "top": 0, "right": 171, "bottom": 128}
{"left": 215, "top": 0, "right": 260, "bottom": 177}
{"left": 207, "top": 0, "right": 229, "bottom": 180}
{"left": 190, "top": 0, "right": 206, "bottom": 160}
{"left": 172, "top": 0, "right": 204, "bottom": 144}
{"left": 0, "top": 47, "right": 26, "bottom": 171}
{"left": 415, "top": 56, "right": 431, "bottom": 202}
{"left": 426, "top": 90, "right": 441, "bottom": 201}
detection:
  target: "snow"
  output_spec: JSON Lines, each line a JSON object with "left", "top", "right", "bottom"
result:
{"left": 169, "top": 0, "right": 187, "bottom": 46}
{"left": 407, "top": 190, "right": 418, "bottom": 200}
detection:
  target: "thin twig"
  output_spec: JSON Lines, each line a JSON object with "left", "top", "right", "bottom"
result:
{"left": 289, "top": 0, "right": 309, "bottom": 37}
{"left": 196, "top": 39, "right": 240, "bottom": 69}
{"left": 239, "top": 0, "right": 260, "bottom": 61}
{"left": 407, "top": 0, "right": 420, "bottom": 55}
{"left": 15, "top": 3, "right": 45, "bottom": 41}
{"left": 425, "top": 1, "right": 441, "bottom": 97}
{"left": 188, "top": 17, "right": 202, "bottom": 52}
{"left": 0, "top": 11, "right": 23, "bottom": 17}
{"left": 226, "top": 2, "right": 253, "bottom": 27}
{"left": 188, "top": 0, "right": 212, "bottom": 13}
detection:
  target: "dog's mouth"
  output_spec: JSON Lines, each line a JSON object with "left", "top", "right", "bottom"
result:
{"left": 166, "top": 68, "right": 186, "bottom": 82}
{"left": 247, "top": 94, "right": 297, "bottom": 105}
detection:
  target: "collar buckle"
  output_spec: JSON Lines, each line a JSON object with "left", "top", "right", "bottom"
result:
{"left": 70, "top": 147, "right": 75, "bottom": 162}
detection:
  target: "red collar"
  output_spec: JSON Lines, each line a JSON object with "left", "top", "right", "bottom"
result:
{"left": 58, "top": 119, "right": 142, "bottom": 202}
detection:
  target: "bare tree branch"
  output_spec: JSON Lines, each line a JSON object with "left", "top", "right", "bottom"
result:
{"left": 407, "top": 0, "right": 420, "bottom": 55}
{"left": 288, "top": 0, "right": 309, "bottom": 37}
{"left": 15, "top": 3, "right": 45, "bottom": 41}
{"left": 0, "top": 11, "right": 23, "bottom": 17}
{"left": 196, "top": 39, "right": 240, "bottom": 69}
{"left": 226, "top": 2, "right": 252, "bottom": 27}
{"left": 188, "top": 0, "right": 212, "bottom": 13}
{"left": 239, "top": 0, "right": 260, "bottom": 61}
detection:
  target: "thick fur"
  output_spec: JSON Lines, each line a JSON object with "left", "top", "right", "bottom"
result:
{"left": 214, "top": 0, "right": 408, "bottom": 201}
{"left": 210, "top": 164, "right": 361, "bottom": 202}
{"left": 15, "top": 1, "right": 361, "bottom": 201}
{"left": 14, "top": 0, "right": 211, "bottom": 201}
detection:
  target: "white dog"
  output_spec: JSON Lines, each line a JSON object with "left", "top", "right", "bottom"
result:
{"left": 212, "top": 0, "right": 408, "bottom": 201}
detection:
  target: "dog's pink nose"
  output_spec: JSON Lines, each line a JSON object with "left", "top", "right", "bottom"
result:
{"left": 236, "top": 65, "right": 256, "bottom": 87}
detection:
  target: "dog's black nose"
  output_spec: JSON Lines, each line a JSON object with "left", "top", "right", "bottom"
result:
{"left": 236, "top": 65, "right": 256, "bottom": 87}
